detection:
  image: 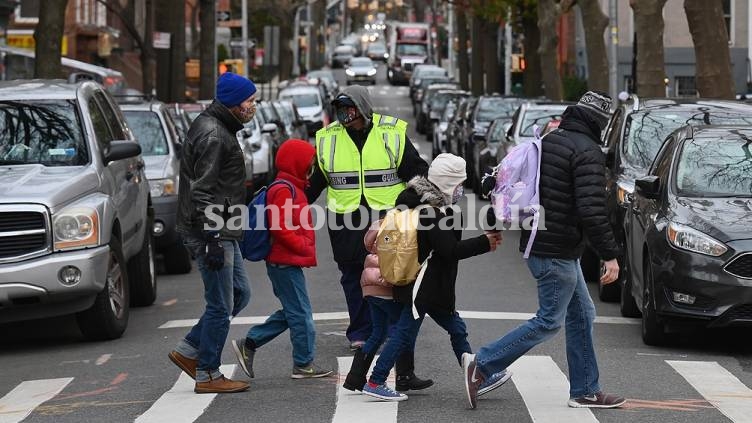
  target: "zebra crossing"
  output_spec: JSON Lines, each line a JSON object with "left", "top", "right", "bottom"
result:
{"left": 2, "top": 356, "right": 751, "bottom": 423}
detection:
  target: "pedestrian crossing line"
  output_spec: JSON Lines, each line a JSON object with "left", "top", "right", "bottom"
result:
{"left": 159, "top": 310, "right": 638, "bottom": 329}
{"left": 667, "top": 360, "right": 752, "bottom": 423}
{"left": 508, "top": 356, "right": 599, "bottom": 423}
{"left": 332, "top": 356, "right": 398, "bottom": 423}
{"left": 134, "top": 365, "right": 236, "bottom": 423}
{"left": 0, "top": 377, "right": 73, "bottom": 423}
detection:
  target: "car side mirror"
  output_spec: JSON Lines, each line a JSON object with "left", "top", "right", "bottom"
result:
{"left": 635, "top": 176, "right": 660, "bottom": 200}
{"left": 261, "top": 123, "right": 277, "bottom": 134}
{"left": 105, "top": 140, "right": 141, "bottom": 164}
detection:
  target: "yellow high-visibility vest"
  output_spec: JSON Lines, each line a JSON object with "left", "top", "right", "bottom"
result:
{"left": 315, "top": 113, "right": 407, "bottom": 213}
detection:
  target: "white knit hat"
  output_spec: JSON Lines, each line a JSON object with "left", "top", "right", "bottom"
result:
{"left": 428, "top": 153, "right": 467, "bottom": 204}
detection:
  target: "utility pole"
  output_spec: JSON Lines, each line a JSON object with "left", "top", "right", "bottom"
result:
{"left": 447, "top": 1, "right": 454, "bottom": 77}
{"left": 241, "top": 0, "right": 248, "bottom": 76}
{"left": 504, "top": 9, "right": 512, "bottom": 96}
{"left": 608, "top": 0, "right": 618, "bottom": 101}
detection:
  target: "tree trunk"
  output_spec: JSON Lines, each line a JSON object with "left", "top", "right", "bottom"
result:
{"left": 199, "top": 0, "right": 216, "bottom": 99}
{"left": 522, "top": 9, "right": 543, "bottom": 97}
{"left": 471, "top": 14, "right": 484, "bottom": 95}
{"left": 277, "top": 9, "right": 295, "bottom": 81}
{"left": 483, "top": 17, "right": 500, "bottom": 95}
{"left": 34, "top": 0, "right": 69, "bottom": 79}
{"left": 579, "top": 0, "right": 609, "bottom": 93}
{"left": 630, "top": 0, "right": 667, "bottom": 97}
{"left": 537, "top": 0, "right": 563, "bottom": 100}
{"left": 684, "top": 0, "right": 734, "bottom": 98}
{"left": 413, "top": 0, "right": 426, "bottom": 23}
{"left": 189, "top": 0, "right": 199, "bottom": 57}
{"left": 456, "top": 6, "right": 469, "bottom": 91}
{"left": 170, "top": 0, "right": 186, "bottom": 101}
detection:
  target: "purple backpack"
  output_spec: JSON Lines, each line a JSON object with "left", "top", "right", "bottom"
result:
{"left": 490, "top": 126, "right": 543, "bottom": 258}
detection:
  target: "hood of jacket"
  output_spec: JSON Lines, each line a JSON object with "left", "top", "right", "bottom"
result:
{"left": 337, "top": 85, "right": 375, "bottom": 127}
{"left": 275, "top": 139, "right": 316, "bottom": 188}
{"left": 559, "top": 105, "right": 603, "bottom": 143}
{"left": 396, "top": 176, "right": 447, "bottom": 208}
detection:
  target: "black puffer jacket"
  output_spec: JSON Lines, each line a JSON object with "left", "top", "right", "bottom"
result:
{"left": 392, "top": 177, "right": 491, "bottom": 314}
{"left": 176, "top": 101, "right": 246, "bottom": 240}
{"left": 520, "top": 106, "right": 619, "bottom": 260}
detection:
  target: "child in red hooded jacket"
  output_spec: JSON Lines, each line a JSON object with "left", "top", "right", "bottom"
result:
{"left": 232, "top": 139, "right": 332, "bottom": 380}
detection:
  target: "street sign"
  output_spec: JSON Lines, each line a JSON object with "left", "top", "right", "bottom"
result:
{"left": 218, "top": 19, "right": 241, "bottom": 28}
{"left": 216, "top": 11, "right": 230, "bottom": 22}
{"left": 153, "top": 31, "right": 171, "bottom": 49}
{"left": 230, "top": 39, "right": 256, "bottom": 49}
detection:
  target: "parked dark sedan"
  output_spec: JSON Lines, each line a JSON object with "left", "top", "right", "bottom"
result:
{"left": 589, "top": 96, "right": 752, "bottom": 305}
{"left": 626, "top": 125, "right": 752, "bottom": 346}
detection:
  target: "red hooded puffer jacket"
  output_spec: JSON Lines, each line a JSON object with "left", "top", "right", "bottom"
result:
{"left": 265, "top": 139, "right": 317, "bottom": 267}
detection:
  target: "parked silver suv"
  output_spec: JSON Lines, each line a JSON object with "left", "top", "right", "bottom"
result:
{"left": 0, "top": 80, "right": 156, "bottom": 341}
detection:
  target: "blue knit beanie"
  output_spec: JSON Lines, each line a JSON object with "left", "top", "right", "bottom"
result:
{"left": 216, "top": 72, "right": 257, "bottom": 108}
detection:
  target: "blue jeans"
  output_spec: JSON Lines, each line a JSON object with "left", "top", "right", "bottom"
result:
{"left": 369, "top": 303, "right": 471, "bottom": 385}
{"left": 475, "top": 255, "right": 600, "bottom": 397}
{"left": 362, "top": 296, "right": 403, "bottom": 356}
{"left": 246, "top": 264, "right": 316, "bottom": 367}
{"left": 176, "top": 237, "right": 251, "bottom": 382}
{"left": 338, "top": 261, "right": 372, "bottom": 342}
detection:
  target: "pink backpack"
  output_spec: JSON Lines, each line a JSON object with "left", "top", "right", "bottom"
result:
{"left": 490, "top": 126, "right": 543, "bottom": 258}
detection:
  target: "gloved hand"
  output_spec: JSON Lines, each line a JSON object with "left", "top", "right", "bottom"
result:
{"left": 204, "top": 231, "right": 224, "bottom": 271}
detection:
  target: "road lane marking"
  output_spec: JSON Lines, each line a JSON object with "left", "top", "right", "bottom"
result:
{"left": 160, "top": 310, "right": 638, "bottom": 329}
{"left": 134, "top": 365, "right": 236, "bottom": 423}
{"left": 95, "top": 354, "right": 112, "bottom": 366}
{"left": 667, "top": 360, "right": 752, "bottom": 422}
{"left": 0, "top": 378, "right": 73, "bottom": 423}
{"left": 332, "top": 356, "right": 398, "bottom": 423}
{"left": 508, "top": 356, "right": 598, "bottom": 423}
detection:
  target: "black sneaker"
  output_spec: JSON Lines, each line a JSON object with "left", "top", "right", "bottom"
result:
{"left": 231, "top": 338, "right": 255, "bottom": 378}
{"left": 568, "top": 392, "right": 626, "bottom": 409}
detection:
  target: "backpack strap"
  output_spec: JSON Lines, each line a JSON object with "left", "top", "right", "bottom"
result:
{"left": 411, "top": 250, "right": 433, "bottom": 319}
{"left": 524, "top": 126, "right": 544, "bottom": 259}
{"left": 266, "top": 180, "right": 297, "bottom": 203}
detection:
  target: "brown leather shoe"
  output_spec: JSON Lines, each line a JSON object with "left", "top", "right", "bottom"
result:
{"left": 168, "top": 351, "right": 197, "bottom": 380}
{"left": 194, "top": 376, "right": 250, "bottom": 394}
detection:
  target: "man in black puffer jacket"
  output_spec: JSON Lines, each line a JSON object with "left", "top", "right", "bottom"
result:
{"left": 465, "top": 92, "right": 625, "bottom": 410}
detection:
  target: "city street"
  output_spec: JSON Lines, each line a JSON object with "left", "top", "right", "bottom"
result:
{"left": 1, "top": 66, "right": 752, "bottom": 423}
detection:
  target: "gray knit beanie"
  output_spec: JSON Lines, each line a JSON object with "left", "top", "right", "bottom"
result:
{"left": 428, "top": 153, "right": 467, "bottom": 204}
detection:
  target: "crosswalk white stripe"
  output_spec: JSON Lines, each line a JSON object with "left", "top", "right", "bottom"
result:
{"left": 332, "top": 356, "right": 398, "bottom": 423}
{"left": 508, "top": 356, "right": 599, "bottom": 423}
{"left": 134, "top": 365, "right": 236, "bottom": 423}
{"left": 0, "top": 377, "right": 73, "bottom": 423}
{"left": 667, "top": 360, "right": 752, "bottom": 423}
{"left": 159, "top": 310, "right": 638, "bottom": 329}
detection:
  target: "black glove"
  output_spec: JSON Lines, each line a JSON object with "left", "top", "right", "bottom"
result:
{"left": 204, "top": 231, "right": 224, "bottom": 271}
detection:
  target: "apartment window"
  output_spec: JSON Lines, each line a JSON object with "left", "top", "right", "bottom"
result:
{"left": 675, "top": 76, "right": 698, "bottom": 97}
{"left": 723, "top": 0, "right": 734, "bottom": 45}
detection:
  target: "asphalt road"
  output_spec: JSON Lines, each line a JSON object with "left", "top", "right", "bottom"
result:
{"left": 1, "top": 64, "right": 751, "bottom": 423}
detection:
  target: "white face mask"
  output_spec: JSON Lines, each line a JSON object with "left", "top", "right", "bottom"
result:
{"left": 451, "top": 184, "right": 465, "bottom": 204}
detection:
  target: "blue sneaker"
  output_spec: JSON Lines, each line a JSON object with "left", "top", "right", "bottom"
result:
{"left": 478, "top": 369, "right": 512, "bottom": 397}
{"left": 362, "top": 382, "right": 408, "bottom": 402}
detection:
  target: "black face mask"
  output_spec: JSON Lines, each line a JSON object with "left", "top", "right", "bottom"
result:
{"left": 336, "top": 106, "right": 358, "bottom": 124}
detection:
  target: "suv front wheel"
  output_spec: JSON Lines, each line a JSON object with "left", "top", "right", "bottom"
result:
{"left": 76, "top": 235, "right": 130, "bottom": 341}
{"left": 129, "top": 214, "right": 158, "bottom": 307}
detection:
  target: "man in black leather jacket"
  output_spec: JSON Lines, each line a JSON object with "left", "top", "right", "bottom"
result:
{"left": 170, "top": 72, "right": 256, "bottom": 394}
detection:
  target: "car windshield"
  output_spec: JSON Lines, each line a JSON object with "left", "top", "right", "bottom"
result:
{"left": 350, "top": 58, "right": 374, "bottom": 68}
{"left": 417, "top": 68, "right": 446, "bottom": 78}
{"left": 442, "top": 103, "right": 457, "bottom": 121}
{"left": 488, "top": 119, "right": 511, "bottom": 142}
{"left": 430, "top": 93, "right": 460, "bottom": 113}
{"left": 0, "top": 100, "right": 88, "bottom": 166}
{"left": 397, "top": 44, "right": 427, "bottom": 56}
{"left": 419, "top": 78, "right": 451, "bottom": 89}
{"left": 676, "top": 133, "right": 752, "bottom": 197}
{"left": 368, "top": 44, "right": 386, "bottom": 53}
{"left": 308, "top": 71, "right": 334, "bottom": 83}
{"left": 335, "top": 46, "right": 353, "bottom": 55}
{"left": 477, "top": 98, "right": 523, "bottom": 122}
{"left": 624, "top": 110, "right": 752, "bottom": 170}
{"left": 123, "top": 111, "right": 169, "bottom": 156}
{"left": 280, "top": 92, "right": 321, "bottom": 108}
{"left": 520, "top": 108, "right": 567, "bottom": 136}
{"left": 274, "top": 104, "right": 292, "bottom": 125}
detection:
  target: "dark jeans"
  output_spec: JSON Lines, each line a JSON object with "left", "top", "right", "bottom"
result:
{"left": 176, "top": 236, "right": 251, "bottom": 382}
{"left": 369, "top": 303, "right": 471, "bottom": 385}
{"left": 338, "top": 261, "right": 372, "bottom": 342}
{"left": 246, "top": 264, "right": 316, "bottom": 367}
{"left": 362, "top": 296, "right": 403, "bottom": 356}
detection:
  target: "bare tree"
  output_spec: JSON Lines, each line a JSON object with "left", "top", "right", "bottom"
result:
{"left": 684, "top": 0, "right": 734, "bottom": 99}
{"left": 96, "top": 0, "right": 156, "bottom": 95}
{"left": 483, "top": 16, "right": 500, "bottom": 94}
{"left": 520, "top": 4, "right": 543, "bottom": 97}
{"left": 187, "top": 0, "right": 200, "bottom": 57}
{"left": 248, "top": 0, "right": 305, "bottom": 82}
{"left": 537, "top": 0, "right": 563, "bottom": 100}
{"left": 630, "top": 0, "right": 667, "bottom": 97}
{"left": 456, "top": 5, "right": 470, "bottom": 90}
{"left": 34, "top": 0, "right": 69, "bottom": 79}
{"left": 578, "top": 0, "right": 609, "bottom": 92}
{"left": 470, "top": 13, "right": 484, "bottom": 95}
{"left": 199, "top": 0, "right": 215, "bottom": 99}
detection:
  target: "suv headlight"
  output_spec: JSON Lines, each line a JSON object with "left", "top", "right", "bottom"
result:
{"left": 149, "top": 178, "right": 176, "bottom": 197}
{"left": 367, "top": 68, "right": 377, "bottom": 76}
{"left": 345, "top": 69, "right": 356, "bottom": 76}
{"left": 53, "top": 207, "right": 99, "bottom": 251}
{"left": 667, "top": 222, "right": 727, "bottom": 257}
